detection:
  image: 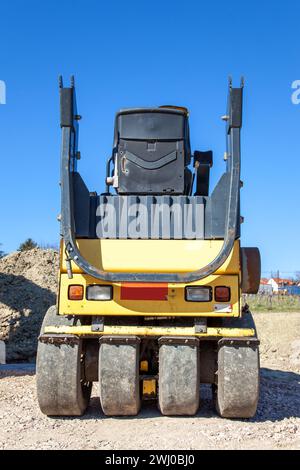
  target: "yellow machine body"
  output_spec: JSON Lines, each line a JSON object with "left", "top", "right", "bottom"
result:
{"left": 36, "top": 81, "right": 260, "bottom": 420}
{"left": 58, "top": 238, "right": 241, "bottom": 318}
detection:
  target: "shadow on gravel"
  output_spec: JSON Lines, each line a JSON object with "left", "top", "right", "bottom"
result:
{"left": 0, "top": 363, "right": 36, "bottom": 379}
{"left": 47, "top": 384, "right": 215, "bottom": 422}
{"left": 51, "top": 369, "right": 300, "bottom": 423}
{"left": 252, "top": 367, "right": 300, "bottom": 423}
{"left": 3, "top": 362, "right": 299, "bottom": 424}
{"left": 0, "top": 273, "right": 55, "bottom": 362}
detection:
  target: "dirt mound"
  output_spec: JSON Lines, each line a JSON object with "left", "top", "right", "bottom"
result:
{"left": 0, "top": 249, "right": 59, "bottom": 362}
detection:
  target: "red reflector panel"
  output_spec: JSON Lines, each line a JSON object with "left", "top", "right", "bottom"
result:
{"left": 121, "top": 283, "right": 168, "bottom": 301}
{"left": 215, "top": 286, "right": 231, "bottom": 302}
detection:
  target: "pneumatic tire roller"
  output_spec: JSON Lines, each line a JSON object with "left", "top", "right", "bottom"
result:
{"left": 36, "top": 77, "right": 261, "bottom": 418}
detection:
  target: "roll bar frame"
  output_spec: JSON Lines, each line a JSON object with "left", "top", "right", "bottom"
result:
{"left": 59, "top": 76, "right": 243, "bottom": 282}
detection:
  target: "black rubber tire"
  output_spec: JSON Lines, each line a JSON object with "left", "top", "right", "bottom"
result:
{"left": 36, "top": 306, "right": 92, "bottom": 416}
{"left": 215, "top": 311, "right": 260, "bottom": 418}
{"left": 158, "top": 338, "right": 200, "bottom": 416}
{"left": 216, "top": 342, "right": 260, "bottom": 418}
{"left": 38, "top": 305, "right": 85, "bottom": 333}
{"left": 99, "top": 338, "right": 140, "bottom": 416}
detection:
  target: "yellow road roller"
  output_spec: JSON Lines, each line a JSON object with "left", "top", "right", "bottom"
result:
{"left": 36, "top": 76, "right": 261, "bottom": 418}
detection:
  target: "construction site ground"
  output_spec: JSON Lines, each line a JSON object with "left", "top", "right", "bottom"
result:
{"left": 0, "top": 311, "right": 299, "bottom": 450}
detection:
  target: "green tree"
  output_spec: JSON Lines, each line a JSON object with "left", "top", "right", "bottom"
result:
{"left": 0, "top": 243, "right": 6, "bottom": 259}
{"left": 18, "top": 238, "right": 38, "bottom": 252}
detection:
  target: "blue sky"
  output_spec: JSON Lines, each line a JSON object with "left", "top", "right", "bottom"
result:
{"left": 0, "top": 0, "right": 299, "bottom": 276}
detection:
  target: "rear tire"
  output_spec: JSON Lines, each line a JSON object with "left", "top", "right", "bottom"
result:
{"left": 36, "top": 306, "right": 92, "bottom": 416}
{"left": 158, "top": 337, "right": 200, "bottom": 416}
{"left": 216, "top": 339, "right": 259, "bottom": 418}
{"left": 98, "top": 337, "right": 140, "bottom": 416}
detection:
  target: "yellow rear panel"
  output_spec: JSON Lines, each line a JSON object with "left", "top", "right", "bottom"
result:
{"left": 60, "top": 239, "right": 240, "bottom": 274}
{"left": 59, "top": 273, "right": 240, "bottom": 317}
{"left": 59, "top": 239, "right": 241, "bottom": 317}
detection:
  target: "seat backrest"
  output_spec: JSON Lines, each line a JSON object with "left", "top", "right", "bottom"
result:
{"left": 113, "top": 108, "right": 191, "bottom": 195}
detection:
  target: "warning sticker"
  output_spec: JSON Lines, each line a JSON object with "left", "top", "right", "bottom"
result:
{"left": 214, "top": 303, "right": 233, "bottom": 313}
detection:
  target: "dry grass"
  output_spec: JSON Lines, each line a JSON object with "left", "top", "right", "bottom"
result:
{"left": 244, "top": 293, "right": 300, "bottom": 312}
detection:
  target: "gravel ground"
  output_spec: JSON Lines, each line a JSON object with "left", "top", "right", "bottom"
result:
{"left": 0, "top": 311, "right": 300, "bottom": 450}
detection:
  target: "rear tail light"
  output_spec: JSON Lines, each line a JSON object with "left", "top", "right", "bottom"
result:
{"left": 68, "top": 285, "right": 84, "bottom": 300}
{"left": 86, "top": 285, "right": 113, "bottom": 301}
{"left": 185, "top": 286, "right": 212, "bottom": 302}
{"left": 215, "top": 286, "right": 231, "bottom": 302}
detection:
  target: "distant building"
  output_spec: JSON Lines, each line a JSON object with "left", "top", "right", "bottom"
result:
{"left": 265, "top": 278, "right": 299, "bottom": 295}
{"left": 259, "top": 283, "right": 273, "bottom": 294}
{"left": 267, "top": 278, "right": 279, "bottom": 292}
{"left": 259, "top": 278, "right": 273, "bottom": 294}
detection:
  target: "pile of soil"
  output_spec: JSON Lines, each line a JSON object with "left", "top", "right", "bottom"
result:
{"left": 0, "top": 249, "right": 59, "bottom": 362}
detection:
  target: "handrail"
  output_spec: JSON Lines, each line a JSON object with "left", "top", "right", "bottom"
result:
{"left": 60, "top": 77, "right": 242, "bottom": 283}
